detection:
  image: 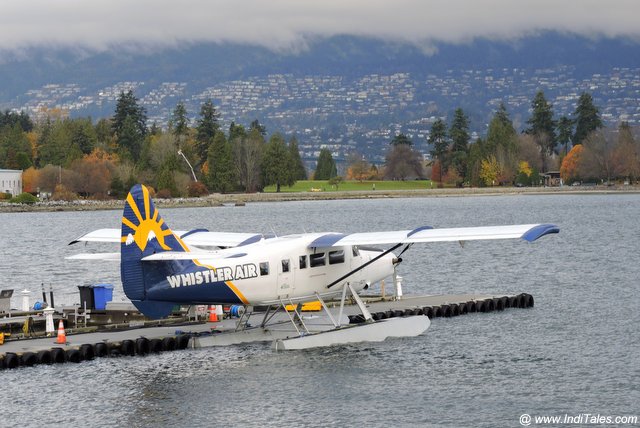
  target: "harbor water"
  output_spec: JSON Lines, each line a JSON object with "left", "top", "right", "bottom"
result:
{"left": 0, "top": 194, "right": 638, "bottom": 427}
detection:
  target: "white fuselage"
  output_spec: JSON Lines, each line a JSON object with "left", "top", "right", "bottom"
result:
{"left": 187, "top": 234, "right": 396, "bottom": 305}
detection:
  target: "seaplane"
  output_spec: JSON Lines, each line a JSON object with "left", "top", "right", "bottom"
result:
{"left": 68, "top": 184, "right": 559, "bottom": 350}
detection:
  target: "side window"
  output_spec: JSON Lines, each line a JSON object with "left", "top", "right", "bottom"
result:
{"left": 281, "top": 259, "right": 290, "bottom": 273}
{"left": 309, "top": 252, "right": 326, "bottom": 268}
{"left": 299, "top": 255, "right": 307, "bottom": 269}
{"left": 259, "top": 262, "right": 270, "bottom": 276}
{"left": 352, "top": 245, "right": 360, "bottom": 257}
{"left": 329, "top": 250, "right": 345, "bottom": 265}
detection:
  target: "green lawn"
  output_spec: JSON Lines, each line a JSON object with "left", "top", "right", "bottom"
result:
{"left": 263, "top": 180, "right": 434, "bottom": 193}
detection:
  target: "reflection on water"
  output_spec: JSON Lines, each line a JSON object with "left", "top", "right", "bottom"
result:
{"left": 1, "top": 194, "right": 638, "bottom": 426}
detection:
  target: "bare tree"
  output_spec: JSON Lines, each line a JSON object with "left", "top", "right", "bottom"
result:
{"left": 233, "top": 128, "right": 264, "bottom": 192}
{"left": 579, "top": 130, "right": 615, "bottom": 183}
{"left": 384, "top": 144, "right": 424, "bottom": 180}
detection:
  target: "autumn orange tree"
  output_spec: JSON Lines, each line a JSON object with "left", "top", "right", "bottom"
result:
{"left": 560, "top": 144, "right": 584, "bottom": 183}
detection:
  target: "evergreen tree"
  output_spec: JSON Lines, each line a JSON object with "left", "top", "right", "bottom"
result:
{"left": 0, "top": 110, "right": 33, "bottom": 132}
{"left": 486, "top": 103, "right": 517, "bottom": 155}
{"left": 171, "top": 101, "right": 189, "bottom": 142}
{"left": 0, "top": 124, "right": 31, "bottom": 169}
{"left": 229, "top": 122, "right": 246, "bottom": 142}
{"left": 428, "top": 118, "right": 448, "bottom": 181}
{"left": 249, "top": 119, "right": 267, "bottom": 137}
{"left": 207, "top": 132, "right": 236, "bottom": 193}
{"left": 557, "top": 116, "right": 574, "bottom": 155}
{"left": 195, "top": 100, "right": 220, "bottom": 166}
{"left": 526, "top": 90, "right": 556, "bottom": 171}
{"left": 573, "top": 92, "right": 603, "bottom": 146}
{"left": 112, "top": 90, "right": 147, "bottom": 160}
{"left": 314, "top": 148, "right": 337, "bottom": 180}
{"left": 391, "top": 133, "right": 412, "bottom": 146}
{"left": 262, "top": 133, "right": 294, "bottom": 192}
{"left": 449, "top": 108, "right": 470, "bottom": 179}
{"left": 288, "top": 136, "right": 307, "bottom": 180}
{"left": 70, "top": 118, "right": 97, "bottom": 155}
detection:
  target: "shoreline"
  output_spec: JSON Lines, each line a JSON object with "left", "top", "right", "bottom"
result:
{"left": 1, "top": 185, "right": 639, "bottom": 213}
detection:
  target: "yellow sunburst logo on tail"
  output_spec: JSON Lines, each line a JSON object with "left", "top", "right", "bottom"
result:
{"left": 121, "top": 185, "right": 173, "bottom": 252}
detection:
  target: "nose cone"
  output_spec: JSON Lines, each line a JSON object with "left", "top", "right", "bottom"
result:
{"left": 380, "top": 251, "right": 397, "bottom": 279}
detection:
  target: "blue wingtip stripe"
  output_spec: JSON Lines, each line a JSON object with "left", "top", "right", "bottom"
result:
{"left": 238, "top": 234, "right": 263, "bottom": 247}
{"left": 521, "top": 224, "right": 560, "bottom": 242}
{"left": 309, "top": 233, "right": 348, "bottom": 248}
{"left": 407, "top": 225, "right": 434, "bottom": 237}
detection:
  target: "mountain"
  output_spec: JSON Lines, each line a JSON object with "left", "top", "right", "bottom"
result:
{"left": 1, "top": 33, "right": 638, "bottom": 102}
{"left": 1, "top": 33, "right": 639, "bottom": 161}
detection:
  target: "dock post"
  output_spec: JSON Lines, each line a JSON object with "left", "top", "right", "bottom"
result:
{"left": 44, "top": 307, "right": 55, "bottom": 336}
{"left": 21, "top": 289, "right": 30, "bottom": 311}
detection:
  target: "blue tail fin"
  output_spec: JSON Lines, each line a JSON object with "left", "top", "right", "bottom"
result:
{"left": 121, "top": 184, "right": 186, "bottom": 318}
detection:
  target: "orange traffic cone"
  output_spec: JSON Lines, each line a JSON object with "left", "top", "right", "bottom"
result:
{"left": 56, "top": 319, "right": 67, "bottom": 344}
{"left": 208, "top": 305, "right": 218, "bottom": 322}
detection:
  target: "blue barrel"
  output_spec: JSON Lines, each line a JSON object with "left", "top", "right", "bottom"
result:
{"left": 93, "top": 284, "right": 114, "bottom": 310}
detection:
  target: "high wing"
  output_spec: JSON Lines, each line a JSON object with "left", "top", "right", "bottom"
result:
{"left": 69, "top": 228, "right": 265, "bottom": 248}
{"left": 308, "top": 224, "right": 559, "bottom": 248}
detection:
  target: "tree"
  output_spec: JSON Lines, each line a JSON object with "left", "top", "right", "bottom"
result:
{"left": 70, "top": 118, "right": 97, "bottom": 155}
{"left": 384, "top": 144, "right": 424, "bottom": 180}
{"left": 391, "top": 133, "right": 412, "bottom": 146}
{"left": 69, "top": 149, "right": 116, "bottom": 197}
{"left": 0, "top": 110, "right": 34, "bottom": 132}
{"left": 229, "top": 122, "right": 246, "bottom": 142}
{"left": 0, "top": 123, "right": 32, "bottom": 169}
{"left": 449, "top": 108, "right": 470, "bottom": 180}
{"left": 195, "top": 100, "right": 220, "bottom": 167}
{"left": 207, "top": 132, "right": 236, "bottom": 193}
{"left": 249, "top": 119, "right": 267, "bottom": 137}
{"left": 170, "top": 101, "right": 189, "bottom": 144}
{"left": 479, "top": 155, "right": 500, "bottom": 186}
{"left": 112, "top": 90, "right": 147, "bottom": 160}
{"left": 579, "top": 130, "right": 615, "bottom": 182}
{"left": 485, "top": 104, "right": 518, "bottom": 183}
{"left": 314, "top": 148, "right": 337, "bottom": 180}
{"left": 262, "top": 133, "right": 294, "bottom": 192}
{"left": 234, "top": 128, "right": 264, "bottom": 192}
{"left": 526, "top": 90, "right": 556, "bottom": 171}
{"left": 573, "top": 93, "right": 603, "bottom": 146}
{"left": 37, "top": 119, "right": 83, "bottom": 167}
{"left": 612, "top": 122, "right": 640, "bottom": 181}
{"left": 428, "top": 118, "right": 448, "bottom": 181}
{"left": 347, "top": 152, "right": 371, "bottom": 182}
{"left": 288, "top": 136, "right": 307, "bottom": 180}
{"left": 557, "top": 116, "right": 574, "bottom": 155}
{"left": 486, "top": 103, "right": 517, "bottom": 155}
{"left": 560, "top": 144, "right": 584, "bottom": 183}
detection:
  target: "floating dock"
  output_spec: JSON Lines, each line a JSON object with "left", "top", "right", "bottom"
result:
{"left": 0, "top": 293, "right": 534, "bottom": 370}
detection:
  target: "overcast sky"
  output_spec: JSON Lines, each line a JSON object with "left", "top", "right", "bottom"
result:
{"left": 1, "top": 0, "right": 638, "bottom": 53}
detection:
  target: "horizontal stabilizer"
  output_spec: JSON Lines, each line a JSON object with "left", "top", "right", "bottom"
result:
{"left": 70, "top": 228, "right": 264, "bottom": 248}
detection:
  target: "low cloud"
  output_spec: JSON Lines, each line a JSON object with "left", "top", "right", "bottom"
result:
{"left": 0, "top": 0, "right": 638, "bottom": 53}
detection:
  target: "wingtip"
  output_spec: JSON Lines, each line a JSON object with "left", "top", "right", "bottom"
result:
{"left": 521, "top": 224, "right": 560, "bottom": 242}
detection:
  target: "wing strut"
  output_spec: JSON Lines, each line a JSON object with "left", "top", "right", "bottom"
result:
{"left": 326, "top": 243, "right": 405, "bottom": 289}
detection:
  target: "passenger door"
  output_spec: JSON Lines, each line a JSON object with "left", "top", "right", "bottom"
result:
{"left": 277, "top": 258, "right": 294, "bottom": 298}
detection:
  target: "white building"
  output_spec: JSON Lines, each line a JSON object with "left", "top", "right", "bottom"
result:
{"left": 0, "top": 169, "right": 22, "bottom": 196}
